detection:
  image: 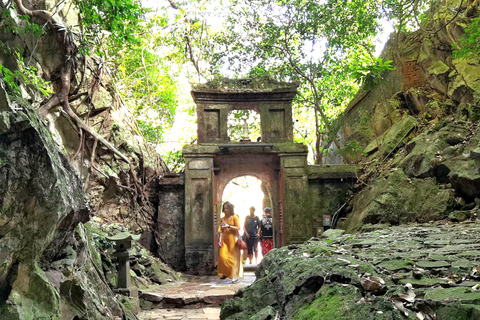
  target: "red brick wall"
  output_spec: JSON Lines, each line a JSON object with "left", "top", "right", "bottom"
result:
{"left": 402, "top": 61, "right": 426, "bottom": 90}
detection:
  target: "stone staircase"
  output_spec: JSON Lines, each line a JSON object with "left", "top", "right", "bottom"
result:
{"left": 137, "top": 272, "right": 256, "bottom": 320}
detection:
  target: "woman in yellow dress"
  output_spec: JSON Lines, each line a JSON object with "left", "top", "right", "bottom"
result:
{"left": 218, "top": 201, "right": 243, "bottom": 283}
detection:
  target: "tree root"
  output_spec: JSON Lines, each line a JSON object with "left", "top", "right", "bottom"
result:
{"left": 14, "top": 0, "right": 129, "bottom": 164}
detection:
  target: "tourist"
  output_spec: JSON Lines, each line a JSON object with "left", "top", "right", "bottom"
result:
{"left": 243, "top": 206, "right": 261, "bottom": 264}
{"left": 218, "top": 201, "right": 243, "bottom": 283}
{"left": 260, "top": 207, "right": 274, "bottom": 256}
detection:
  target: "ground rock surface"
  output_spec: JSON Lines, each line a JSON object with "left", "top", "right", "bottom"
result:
{"left": 221, "top": 222, "right": 480, "bottom": 320}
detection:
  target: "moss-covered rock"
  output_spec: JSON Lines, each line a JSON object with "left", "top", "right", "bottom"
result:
{"left": 0, "top": 96, "right": 130, "bottom": 318}
{"left": 221, "top": 222, "right": 480, "bottom": 320}
{"left": 363, "top": 115, "right": 417, "bottom": 157}
{"left": 294, "top": 284, "right": 375, "bottom": 320}
{"left": 340, "top": 169, "right": 454, "bottom": 233}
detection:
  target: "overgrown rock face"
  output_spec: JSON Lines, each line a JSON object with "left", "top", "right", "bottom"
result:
{"left": 340, "top": 169, "right": 454, "bottom": 233}
{"left": 0, "top": 0, "right": 167, "bottom": 236}
{"left": 222, "top": 223, "right": 480, "bottom": 320}
{"left": 0, "top": 92, "right": 126, "bottom": 319}
{"left": 338, "top": 0, "right": 480, "bottom": 231}
{"left": 343, "top": 0, "right": 480, "bottom": 147}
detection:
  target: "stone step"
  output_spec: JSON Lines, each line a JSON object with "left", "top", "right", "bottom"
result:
{"left": 140, "top": 289, "right": 235, "bottom": 309}
{"left": 138, "top": 307, "right": 221, "bottom": 320}
{"left": 139, "top": 272, "right": 255, "bottom": 311}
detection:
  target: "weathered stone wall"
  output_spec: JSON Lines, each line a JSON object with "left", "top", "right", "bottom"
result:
{"left": 307, "top": 165, "right": 358, "bottom": 234}
{"left": 191, "top": 78, "right": 297, "bottom": 144}
{"left": 156, "top": 174, "right": 186, "bottom": 271}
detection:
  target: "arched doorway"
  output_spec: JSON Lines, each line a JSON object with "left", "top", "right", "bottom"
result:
{"left": 220, "top": 175, "right": 272, "bottom": 264}
{"left": 212, "top": 152, "right": 282, "bottom": 267}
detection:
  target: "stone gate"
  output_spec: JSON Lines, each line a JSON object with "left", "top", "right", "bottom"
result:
{"left": 179, "top": 78, "right": 358, "bottom": 273}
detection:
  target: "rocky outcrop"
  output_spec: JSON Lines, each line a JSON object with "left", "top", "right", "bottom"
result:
{"left": 0, "top": 89, "right": 178, "bottom": 319}
{"left": 340, "top": 169, "right": 455, "bottom": 233}
{"left": 222, "top": 223, "right": 480, "bottom": 319}
{"left": 337, "top": 0, "right": 480, "bottom": 231}
{"left": 0, "top": 88, "right": 127, "bottom": 318}
{"left": 0, "top": 0, "right": 168, "bottom": 236}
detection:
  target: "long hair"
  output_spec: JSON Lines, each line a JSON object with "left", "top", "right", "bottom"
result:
{"left": 222, "top": 201, "right": 235, "bottom": 216}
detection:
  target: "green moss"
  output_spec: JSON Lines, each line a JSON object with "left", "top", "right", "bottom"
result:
{"left": 436, "top": 303, "right": 480, "bottom": 320}
{"left": 1, "top": 264, "right": 62, "bottom": 320}
{"left": 117, "top": 295, "right": 139, "bottom": 317}
{"left": 379, "top": 259, "right": 412, "bottom": 271}
{"left": 294, "top": 284, "right": 370, "bottom": 320}
{"left": 428, "top": 60, "right": 450, "bottom": 75}
{"left": 425, "top": 287, "right": 480, "bottom": 303}
{"left": 81, "top": 224, "right": 103, "bottom": 271}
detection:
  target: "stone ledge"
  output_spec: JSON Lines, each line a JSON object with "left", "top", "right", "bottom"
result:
{"left": 308, "top": 164, "right": 361, "bottom": 180}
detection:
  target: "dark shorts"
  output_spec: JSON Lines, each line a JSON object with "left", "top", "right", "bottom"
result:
{"left": 246, "top": 237, "right": 258, "bottom": 255}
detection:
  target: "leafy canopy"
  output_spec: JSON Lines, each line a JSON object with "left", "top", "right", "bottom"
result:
{"left": 73, "top": 0, "right": 180, "bottom": 145}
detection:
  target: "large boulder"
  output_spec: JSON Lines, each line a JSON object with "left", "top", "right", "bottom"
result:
{"left": 0, "top": 90, "right": 126, "bottom": 319}
{"left": 398, "top": 121, "right": 471, "bottom": 179}
{"left": 340, "top": 169, "right": 454, "bottom": 233}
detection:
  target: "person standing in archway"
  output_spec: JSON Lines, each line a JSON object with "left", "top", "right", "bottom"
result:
{"left": 260, "top": 207, "right": 274, "bottom": 256}
{"left": 218, "top": 201, "right": 243, "bottom": 283}
{"left": 243, "top": 206, "right": 261, "bottom": 264}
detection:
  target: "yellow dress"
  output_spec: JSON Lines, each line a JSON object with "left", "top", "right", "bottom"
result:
{"left": 218, "top": 214, "right": 244, "bottom": 279}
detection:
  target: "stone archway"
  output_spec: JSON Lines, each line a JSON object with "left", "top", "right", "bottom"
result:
{"left": 212, "top": 153, "right": 282, "bottom": 264}
{"left": 181, "top": 78, "right": 357, "bottom": 274}
{"left": 182, "top": 78, "right": 300, "bottom": 273}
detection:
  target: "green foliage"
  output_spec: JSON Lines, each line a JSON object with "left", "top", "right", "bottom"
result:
{"left": 74, "top": 0, "right": 146, "bottom": 50}
{"left": 0, "top": 63, "right": 19, "bottom": 94}
{"left": 202, "top": 0, "right": 384, "bottom": 161}
{"left": 381, "top": 0, "right": 431, "bottom": 32}
{"left": 84, "top": 222, "right": 112, "bottom": 250}
{"left": 163, "top": 150, "right": 185, "bottom": 173}
{"left": 115, "top": 44, "right": 179, "bottom": 145}
{"left": 73, "top": 0, "right": 179, "bottom": 145}
{"left": 336, "top": 140, "right": 362, "bottom": 160}
{"left": 352, "top": 56, "right": 395, "bottom": 90}
{"left": 453, "top": 16, "right": 480, "bottom": 59}
{"left": 0, "top": 54, "right": 53, "bottom": 98}
{"left": 17, "top": 14, "right": 45, "bottom": 37}
{"left": 0, "top": 9, "right": 45, "bottom": 37}
{"left": 227, "top": 110, "right": 261, "bottom": 142}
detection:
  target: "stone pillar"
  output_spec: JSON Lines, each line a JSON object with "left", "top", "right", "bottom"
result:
{"left": 183, "top": 154, "right": 215, "bottom": 274}
{"left": 280, "top": 151, "right": 309, "bottom": 245}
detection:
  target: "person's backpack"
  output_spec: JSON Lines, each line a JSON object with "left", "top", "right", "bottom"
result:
{"left": 262, "top": 217, "right": 272, "bottom": 230}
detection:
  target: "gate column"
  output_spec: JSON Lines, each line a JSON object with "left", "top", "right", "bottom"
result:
{"left": 184, "top": 153, "right": 215, "bottom": 274}
{"left": 279, "top": 150, "right": 309, "bottom": 245}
